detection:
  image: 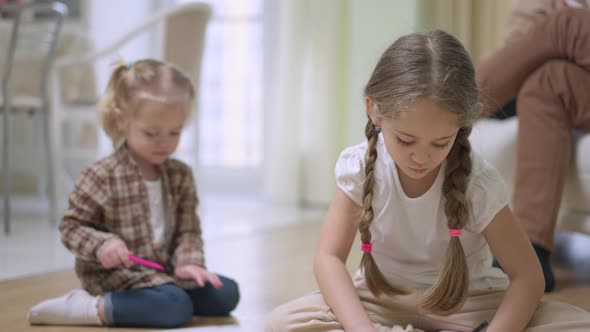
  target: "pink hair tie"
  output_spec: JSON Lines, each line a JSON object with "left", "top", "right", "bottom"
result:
{"left": 448, "top": 228, "right": 463, "bottom": 237}
{"left": 361, "top": 242, "right": 373, "bottom": 253}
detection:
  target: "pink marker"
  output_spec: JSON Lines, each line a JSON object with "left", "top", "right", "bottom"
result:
{"left": 128, "top": 254, "right": 164, "bottom": 271}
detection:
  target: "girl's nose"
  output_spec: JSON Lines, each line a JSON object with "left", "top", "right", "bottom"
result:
{"left": 411, "top": 151, "right": 428, "bottom": 165}
{"left": 155, "top": 138, "right": 167, "bottom": 147}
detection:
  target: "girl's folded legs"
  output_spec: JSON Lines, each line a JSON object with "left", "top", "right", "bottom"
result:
{"left": 27, "top": 289, "right": 102, "bottom": 326}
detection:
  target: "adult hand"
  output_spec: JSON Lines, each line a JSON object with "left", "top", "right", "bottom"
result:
{"left": 174, "top": 264, "right": 223, "bottom": 288}
{"left": 97, "top": 238, "right": 132, "bottom": 269}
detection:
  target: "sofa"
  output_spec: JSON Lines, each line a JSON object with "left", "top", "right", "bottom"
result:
{"left": 470, "top": 117, "right": 590, "bottom": 235}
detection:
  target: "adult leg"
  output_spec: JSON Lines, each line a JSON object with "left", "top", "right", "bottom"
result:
{"left": 184, "top": 274, "right": 240, "bottom": 316}
{"left": 476, "top": 8, "right": 590, "bottom": 113}
{"left": 512, "top": 60, "right": 590, "bottom": 291}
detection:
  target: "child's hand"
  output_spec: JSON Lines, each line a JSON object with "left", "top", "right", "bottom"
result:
{"left": 97, "top": 239, "right": 132, "bottom": 269}
{"left": 174, "top": 265, "right": 223, "bottom": 288}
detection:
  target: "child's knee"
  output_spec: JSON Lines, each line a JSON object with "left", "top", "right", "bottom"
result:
{"left": 154, "top": 285, "right": 193, "bottom": 327}
{"left": 221, "top": 277, "right": 240, "bottom": 312}
{"left": 264, "top": 304, "right": 289, "bottom": 332}
{"left": 211, "top": 276, "right": 240, "bottom": 314}
{"left": 264, "top": 301, "right": 304, "bottom": 332}
{"left": 265, "top": 293, "right": 331, "bottom": 332}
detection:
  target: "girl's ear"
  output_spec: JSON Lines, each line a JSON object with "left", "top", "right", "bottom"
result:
{"left": 114, "top": 108, "right": 129, "bottom": 134}
{"left": 365, "top": 96, "right": 382, "bottom": 127}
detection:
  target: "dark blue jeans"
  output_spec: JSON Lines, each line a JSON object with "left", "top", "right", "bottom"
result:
{"left": 103, "top": 275, "right": 239, "bottom": 328}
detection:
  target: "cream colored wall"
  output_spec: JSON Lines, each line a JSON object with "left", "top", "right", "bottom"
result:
{"left": 343, "top": 0, "right": 419, "bottom": 148}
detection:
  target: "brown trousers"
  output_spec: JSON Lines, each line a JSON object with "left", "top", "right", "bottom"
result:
{"left": 476, "top": 8, "right": 590, "bottom": 250}
{"left": 265, "top": 277, "right": 590, "bottom": 332}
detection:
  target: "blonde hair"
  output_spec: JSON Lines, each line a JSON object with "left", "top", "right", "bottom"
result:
{"left": 360, "top": 30, "right": 481, "bottom": 315}
{"left": 99, "top": 59, "right": 195, "bottom": 147}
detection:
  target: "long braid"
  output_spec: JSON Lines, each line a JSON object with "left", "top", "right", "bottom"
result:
{"left": 360, "top": 118, "right": 409, "bottom": 296}
{"left": 421, "top": 127, "right": 473, "bottom": 314}
{"left": 361, "top": 30, "right": 480, "bottom": 310}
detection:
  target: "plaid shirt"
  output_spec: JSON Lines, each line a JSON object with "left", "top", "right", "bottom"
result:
{"left": 60, "top": 145, "right": 205, "bottom": 295}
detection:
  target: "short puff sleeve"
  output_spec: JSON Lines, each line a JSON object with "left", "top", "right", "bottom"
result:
{"left": 466, "top": 155, "right": 511, "bottom": 233}
{"left": 335, "top": 143, "right": 367, "bottom": 206}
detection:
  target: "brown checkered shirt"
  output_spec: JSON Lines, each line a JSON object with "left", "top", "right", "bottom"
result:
{"left": 60, "top": 145, "right": 205, "bottom": 295}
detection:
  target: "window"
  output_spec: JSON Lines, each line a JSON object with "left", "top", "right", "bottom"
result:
{"left": 175, "top": 0, "right": 263, "bottom": 194}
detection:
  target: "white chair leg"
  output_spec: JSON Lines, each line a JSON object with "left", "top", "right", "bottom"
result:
{"left": 2, "top": 102, "right": 12, "bottom": 235}
{"left": 34, "top": 113, "right": 47, "bottom": 200}
{"left": 42, "top": 107, "right": 60, "bottom": 226}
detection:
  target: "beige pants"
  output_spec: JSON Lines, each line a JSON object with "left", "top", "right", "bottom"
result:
{"left": 265, "top": 277, "right": 590, "bottom": 332}
{"left": 476, "top": 8, "right": 590, "bottom": 250}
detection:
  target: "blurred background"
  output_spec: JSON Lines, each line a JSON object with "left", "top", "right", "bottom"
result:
{"left": 0, "top": 0, "right": 513, "bottom": 280}
{"left": 4, "top": 3, "right": 590, "bottom": 330}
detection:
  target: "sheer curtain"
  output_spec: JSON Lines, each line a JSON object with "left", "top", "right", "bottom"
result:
{"left": 263, "top": 0, "right": 419, "bottom": 206}
{"left": 262, "top": 0, "right": 513, "bottom": 207}
{"left": 418, "top": 0, "right": 513, "bottom": 64}
{"left": 262, "top": 0, "right": 346, "bottom": 206}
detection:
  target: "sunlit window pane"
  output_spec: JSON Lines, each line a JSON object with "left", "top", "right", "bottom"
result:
{"left": 177, "top": 0, "right": 262, "bottom": 169}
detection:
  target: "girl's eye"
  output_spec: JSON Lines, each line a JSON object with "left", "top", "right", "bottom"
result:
{"left": 170, "top": 132, "right": 181, "bottom": 137}
{"left": 397, "top": 137, "right": 414, "bottom": 146}
{"left": 144, "top": 132, "right": 158, "bottom": 137}
{"left": 434, "top": 142, "right": 450, "bottom": 149}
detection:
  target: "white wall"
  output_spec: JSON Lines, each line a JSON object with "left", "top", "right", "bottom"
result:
{"left": 87, "top": 0, "right": 157, "bottom": 94}
{"left": 87, "top": 0, "right": 159, "bottom": 160}
{"left": 344, "top": 0, "right": 418, "bottom": 147}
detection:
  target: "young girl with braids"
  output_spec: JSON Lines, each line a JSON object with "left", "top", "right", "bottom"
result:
{"left": 26, "top": 59, "right": 239, "bottom": 328}
{"left": 266, "top": 30, "right": 590, "bottom": 332}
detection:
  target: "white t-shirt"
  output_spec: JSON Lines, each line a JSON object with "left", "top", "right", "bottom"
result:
{"left": 336, "top": 134, "right": 510, "bottom": 290}
{"left": 144, "top": 179, "right": 166, "bottom": 244}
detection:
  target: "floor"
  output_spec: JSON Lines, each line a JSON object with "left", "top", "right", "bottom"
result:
{"left": 1, "top": 196, "right": 590, "bottom": 332}
{"left": 0, "top": 195, "right": 325, "bottom": 281}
